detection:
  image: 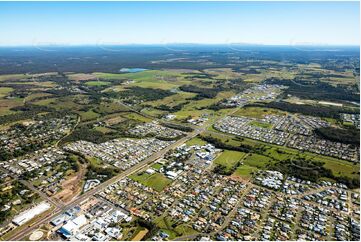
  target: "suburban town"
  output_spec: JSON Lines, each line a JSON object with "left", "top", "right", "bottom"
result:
{"left": 0, "top": 1, "right": 360, "bottom": 240}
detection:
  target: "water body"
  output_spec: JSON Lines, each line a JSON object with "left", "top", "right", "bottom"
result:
{"left": 119, "top": 68, "right": 147, "bottom": 73}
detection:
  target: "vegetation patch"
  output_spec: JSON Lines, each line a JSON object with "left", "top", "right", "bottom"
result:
{"left": 129, "top": 172, "right": 172, "bottom": 192}
{"left": 315, "top": 126, "right": 359, "bottom": 145}
{"left": 186, "top": 137, "right": 207, "bottom": 146}
{"left": 249, "top": 120, "right": 272, "bottom": 129}
{"left": 243, "top": 153, "right": 274, "bottom": 169}
{"left": 233, "top": 164, "right": 258, "bottom": 178}
{"left": 214, "top": 150, "right": 246, "bottom": 171}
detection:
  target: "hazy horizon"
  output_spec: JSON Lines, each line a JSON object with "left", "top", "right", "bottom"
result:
{"left": 0, "top": 1, "right": 359, "bottom": 46}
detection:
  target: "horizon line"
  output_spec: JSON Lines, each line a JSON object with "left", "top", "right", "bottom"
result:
{"left": 0, "top": 43, "right": 359, "bottom": 48}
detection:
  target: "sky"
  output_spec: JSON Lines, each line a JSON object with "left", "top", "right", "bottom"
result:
{"left": 0, "top": 1, "right": 359, "bottom": 46}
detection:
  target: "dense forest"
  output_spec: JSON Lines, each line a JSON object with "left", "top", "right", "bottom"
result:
{"left": 315, "top": 127, "right": 360, "bottom": 145}
{"left": 247, "top": 102, "right": 358, "bottom": 120}
{"left": 265, "top": 78, "right": 359, "bottom": 102}
{"left": 0, "top": 45, "right": 358, "bottom": 74}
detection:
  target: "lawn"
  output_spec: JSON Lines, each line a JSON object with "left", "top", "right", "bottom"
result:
{"left": 151, "top": 163, "right": 163, "bottom": 171}
{"left": 186, "top": 137, "right": 207, "bottom": 146}
{"left": 85, "top": 81, "right": 111, "bottom": 86}
{"left": 233, "top": 164, "right": 258, "bottom": 178}
{"left": 243, "top": 153, "right": 274, "bottom": 169}
{"left": 129, "top": 172, "right": 172, "bottom": 192}
{"left": 214, "top": 150, "right": 246, "bottom": 170}
{"left": 250, "top": 120, "right": 273, "bottom": 129}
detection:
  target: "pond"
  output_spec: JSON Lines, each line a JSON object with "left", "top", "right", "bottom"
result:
{"left": 119, "top": 68, "right": 148, "bottom": 73}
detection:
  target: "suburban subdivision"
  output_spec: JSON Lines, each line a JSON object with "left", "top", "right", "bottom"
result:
{"left": 0, "top": 44, "right": 359, "bottom": 241}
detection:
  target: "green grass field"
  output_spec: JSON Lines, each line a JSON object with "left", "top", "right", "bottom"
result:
{"left": 0, "top": 87, "right": 13, "bottom": 98}
{"left": 186, "top": 137, "right": 207, "bottom": 146}
{"left": 32, "top": 97, "right": 57, "bottom": 106}
{"left": 233, "top": 164, "right": 258, "bottom": 178}
{"left": 0, "top": 74, "right": 28, "bottom": 82}
{"left": 155, "top": 216, "right": 197, "bottom": 240}
{"left": 0, "top": 98, "right": 23, "bottom": 116}
{"left": 129, "top": 172, "right": 172, "bottom": 192}
{"left": 77, "top": 110, "right": 100, "bottom": 121}
{"left": 122, "top": 112, "right": 152, "bottom": 123}
{"left": 203, "top": 131, "right": 359, "bottom": 180}
{"left": 249, "top": 120, "right": 273, "bottom": 129}
{"left": 214, "top": 150, "right": 246, "bottom": 170}
{"left": 96, "top": 70, "right": 192, "bottom": 90}
{"left": 243, "top": 153, "right": 274, "bottom": 169}
{"left": 151, "top": 163, "right": 163, "bottom": 171}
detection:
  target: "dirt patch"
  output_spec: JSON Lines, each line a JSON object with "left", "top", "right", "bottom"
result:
{"left": 67, "top": 73, "right": 97, "bottom": 81}
{"left": 53, "top": 164, "right": 86, "bottom": 203}
{"left": 229, "top": 175, "right": 250, "bottom": 183}
{"left": 131, "top": 228, "right": 149, "bottom": 241}
{"left": 105, "top": 116, "right": 126, "bottom": 125}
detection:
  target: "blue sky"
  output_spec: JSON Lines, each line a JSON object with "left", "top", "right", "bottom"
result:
{"left": 0, "top": 1, "right": 359, "bottom": 46}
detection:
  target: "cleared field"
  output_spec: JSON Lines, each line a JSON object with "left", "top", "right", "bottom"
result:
{"left": 32, "top": 97, "right": 57, "bottom": 106}
{"left": 186, "top": 137, "right": 207, "bottom": 146}
{"left": 145, "top": 91, "right": 196, "bottom": 107}
{"left": 0, "top": 87, "right": 13, "bottom": 98}
{"left": 141, "top": 108, "right": 167, "bottom": 117}
{"left": 243, "top": 153, "right": 274, "bottom": 169}
{"left": 129, "top": 172, "right": 172, "bottom": 192}
{"left": 233, "top": 106, "right": 287, "bottom": 118}
{"left": 131, "top": 228, "right": 148, "bottom": 241}
{"left": 0, "top": 98, "right": 23, "bottom": 116}
{"left": 67, "top": 73, "right": 97, "bottom": 81}
{"left": 94, "top": 126, "right": 115, "bottom": 134}
{"left": 214, "top": 150, "right": 246, "bottom": 170}
{"left": 0, "top": 74, "right": 28, "bottom": 81}
{"left": 77, "top": 110, "right": 100, "bottom": 121}
{"left": 122, "top": 112, "right": 152, "bottom": 123}
{"left": 97, "top": 70, "right": 193, "bottom": 90}
{"left": 233, "top": 164, "right": 258, "bottom": 178}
